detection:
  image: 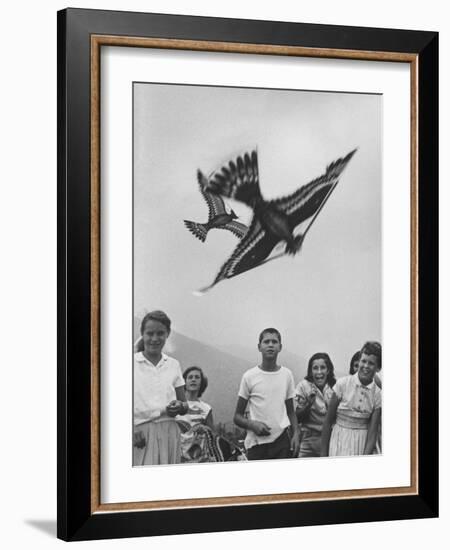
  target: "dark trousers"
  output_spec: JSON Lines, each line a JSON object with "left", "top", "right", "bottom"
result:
{"left": 247, "top": 429, "right": 291, "bottom": 460}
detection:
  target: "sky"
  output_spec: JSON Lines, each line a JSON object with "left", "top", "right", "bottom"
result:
{"left": 133, "top": 82, "right": 381, "bottom": 374}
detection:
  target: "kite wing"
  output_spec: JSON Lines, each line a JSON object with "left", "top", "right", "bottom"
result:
{"left": 197, "top": 171, "right": 228, "bottom": 219}
{"left": 274, "top": 149, "right": 357, "bottom": 230}
{"left": 218, "top": 220, "right": 249, "bottom": 239}
{"left": 197, "top": 216, "right": 279, "bottom": 293}
{"left": 206, "top": 150, "right": 261, "bottom": 207}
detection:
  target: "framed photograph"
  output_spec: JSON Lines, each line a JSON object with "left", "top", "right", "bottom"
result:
{"left": 57, "top": 8, "right": 438, "bottom": 541}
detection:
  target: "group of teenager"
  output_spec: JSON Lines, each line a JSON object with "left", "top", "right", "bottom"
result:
{"left": 133, "top": 310, "right": 382, "bottom": 466}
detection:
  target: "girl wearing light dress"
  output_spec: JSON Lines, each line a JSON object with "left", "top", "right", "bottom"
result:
{"left": 320, "top": 342, "right": 382, "bottom": 457}
{"left": 176, "top": 366, "right": 216, "bottom": 462}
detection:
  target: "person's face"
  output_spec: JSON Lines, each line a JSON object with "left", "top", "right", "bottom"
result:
{"left": 357, "top": 352, "right": 379, "bottom": 385}
{"left": 142, "top": 319, "right": 169, "bottom": 358}
{"left": 185, "top": 369, "right": 202, "bottom": 395}
{"left": 258, "top": 332, "right": 282, "bottom": 359}
{"left": 311, "top": 358, "right": 328, "bottom": 389}
{"left": 351, "top": 360, "right": 359, "bottom": 375}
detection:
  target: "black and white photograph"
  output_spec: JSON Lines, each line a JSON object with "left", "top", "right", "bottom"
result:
{"left": 132, "top": 82, "right": 382, "bottom": 466}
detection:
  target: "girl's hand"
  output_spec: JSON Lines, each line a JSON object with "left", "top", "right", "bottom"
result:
{"left": 250, "top": 420, "right": 271, "bottom": 436}
{"left": 166, "top": 400, "right": 181, "bottom": 417}
{"left": 307, "top": 392, "right": 317, "bottom": 406}
{"left": 166, "top": 400, "right": 188, "bottom": 416}
{"left": 133, "top": 430, "right": 146, "bottom": 449}
{"left": 296, "top": 392, "right": 316, "bottom": 421}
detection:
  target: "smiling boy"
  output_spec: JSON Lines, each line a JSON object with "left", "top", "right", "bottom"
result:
{"left": 233, "top": 328, "right": 299, "bottom": 460}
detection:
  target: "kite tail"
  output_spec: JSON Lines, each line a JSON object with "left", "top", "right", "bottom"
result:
{"left": 184, "top": 220, "right": 208, "bottom": 242}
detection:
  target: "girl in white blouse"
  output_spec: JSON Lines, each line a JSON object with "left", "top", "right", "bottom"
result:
{"left": 133, "top": 311, "right": 188, "bottom": 465}
{"left": 320, "top": 342, "right": 382, "bottom": 457}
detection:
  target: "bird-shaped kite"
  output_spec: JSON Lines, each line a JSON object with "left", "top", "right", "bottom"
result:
{"left": 196, "top": 148, "right": 357, "bottom": 293}
{"left": 184, "top": 171, "right": 248, "bottom": 242}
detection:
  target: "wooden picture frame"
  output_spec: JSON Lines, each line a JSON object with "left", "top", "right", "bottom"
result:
{"left": 57, "top": 7, "right": 438, "bottom": 541}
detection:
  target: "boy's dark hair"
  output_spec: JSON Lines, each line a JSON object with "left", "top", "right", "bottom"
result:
{"left": 360, "top": 341, "right": 382, "bottom": 370}
{"left": 183, "top": 366, "right": 208, "bottom": 397}
{"left": 140, "top": 310, "right": 171, "bottom": 335}
{"left": 258, "top": 327, "right": 282, "bottom": 344}
{"left": 349, "top": 351, "right": 361, "bottom": 374}
{"left": 305, "top": 352, "right": 336, "bottom": 387}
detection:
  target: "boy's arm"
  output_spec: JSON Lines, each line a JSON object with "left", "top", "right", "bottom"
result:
{"left": 234, "top": 396, "right": 271, "bottom": 436}
{"left": 285, "top": 398, "right": 300, "bottom": 456}
{"left": 320, "top": 392, "right": 339, "bottom": 456}
{"left": 363, "top": 408, "right": 381, "bottom": 454}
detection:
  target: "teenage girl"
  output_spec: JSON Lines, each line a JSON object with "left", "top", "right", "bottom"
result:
{"left": 133, "top": 310, "right": 188, "bottom": 465}
{"left": 321, "top": 342, "right": 382, "bottom": 457}
{"left": 295, "top": 352, "right": 336, "bottom": 457}
{"left": 177, "top": 366, "right": 215, "bottom": 462}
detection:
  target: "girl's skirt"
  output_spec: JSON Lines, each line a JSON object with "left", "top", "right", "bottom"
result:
{"left": 133, "top": 418, "right": 181, "bottom": 465}
{"left": 329, "top": 411, "right": 369, "bottom": 456}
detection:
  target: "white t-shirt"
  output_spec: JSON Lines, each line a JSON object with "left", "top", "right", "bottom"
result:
{"left": 238, "top": 365, "right": 295, "bottom": 449}
{"left": 134, "top": 352, "right": 184, "bottom": 426}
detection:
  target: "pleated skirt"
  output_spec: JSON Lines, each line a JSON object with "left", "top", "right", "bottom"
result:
{"left": 329, "top": 424, "right": 368, "bottom": 456}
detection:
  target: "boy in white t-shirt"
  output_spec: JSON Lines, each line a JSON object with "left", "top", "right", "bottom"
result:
{"left": 234, "top": 328, "right": 299, "bottom": 460}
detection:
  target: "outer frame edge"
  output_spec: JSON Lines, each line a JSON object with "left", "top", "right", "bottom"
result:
{"left": 56, "top": 7, "right": 68, "bottom": 542}
{"left": 57, "top": 8, "right": 439, "bottom": 541}
{"left": 417, "top": 32, "right": 439, "bottom": 517}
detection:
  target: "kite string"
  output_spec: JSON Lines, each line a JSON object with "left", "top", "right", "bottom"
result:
{"left": 301, "top": 179, "right": 340, "bottom": 241}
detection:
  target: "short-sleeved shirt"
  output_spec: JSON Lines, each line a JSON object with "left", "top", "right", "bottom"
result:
{"left": 238, "top": 365, "right": 295, "bottom": 449}
{"left": 333, "top": 373, "right": 382, "bottom": 420}
{"left": 295, "top": 379, "right": 334, "bottom": 433}
{"left": 134, "top": 352, "right": 184, "bottom": 426}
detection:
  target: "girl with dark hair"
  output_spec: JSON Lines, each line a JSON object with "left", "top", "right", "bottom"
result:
{"left": 295, "top": 353, "right": 336, "bottom": 457}
{"left": 176, "top": 366, "right": 218, "bottom": 463}
{"left": 179, "top": 366, "right": 213, "bottom": 430}
{"left": 321, "top": 341, "right": 382, "bottom": 457}
{"left": 349, "top": 351, "right": 361, "bottom": 375}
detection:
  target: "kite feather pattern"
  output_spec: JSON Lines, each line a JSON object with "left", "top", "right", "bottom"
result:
{"left": 184, "top": 171, "right": 248, "bottom": 242}
{"left": 196, "top": 148, "right": 357, "bottom": 294}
